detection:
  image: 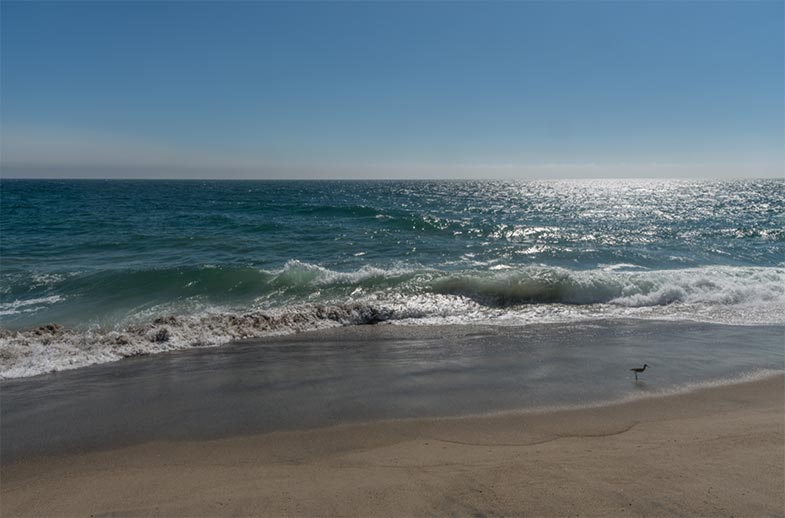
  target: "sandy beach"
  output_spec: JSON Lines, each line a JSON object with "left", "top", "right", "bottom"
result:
{"left": 3, "top": 0, "right": 784, "bottom": 515}
{"left": 2, "top": 374, "right": 782, "bottom": 517}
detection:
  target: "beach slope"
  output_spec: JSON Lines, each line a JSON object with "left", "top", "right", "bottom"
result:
{"left": 2, "top": 375, "right": 782, "bottom": 517}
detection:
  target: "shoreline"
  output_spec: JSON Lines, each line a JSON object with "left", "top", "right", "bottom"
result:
{"left": 3, "top": 319, "right": 783, "bottom": 462}
{"left": 3, "top": 374, "right": 783, "bottom": 516}
{"left": 4, "top": 311, "right": 784, "bottom": 381}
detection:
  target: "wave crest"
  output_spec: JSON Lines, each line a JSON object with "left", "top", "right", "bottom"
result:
{"left": 2, "top": 265, "right": 784, "bottom": 379}
{"left": 431, "top": 266, "right": 785, "bottom": 307}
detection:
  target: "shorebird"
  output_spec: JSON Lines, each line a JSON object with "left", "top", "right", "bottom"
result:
{"left": 630, "top": 364, "right": 648, "bottom": 380}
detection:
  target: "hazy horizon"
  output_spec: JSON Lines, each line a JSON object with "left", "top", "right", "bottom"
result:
{"left": 2, "top": 168, "right": 783, "bottom": 181}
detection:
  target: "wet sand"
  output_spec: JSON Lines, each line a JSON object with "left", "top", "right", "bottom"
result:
{"left": 3, "top": 320, "right": 783, "bottom": 462}
{"left": 2, "top": 374, "right": 782, "bottom": 517}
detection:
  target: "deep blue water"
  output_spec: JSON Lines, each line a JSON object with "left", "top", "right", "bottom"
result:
{"left": 1, "top": 179, "right": 784, "bottom": 377}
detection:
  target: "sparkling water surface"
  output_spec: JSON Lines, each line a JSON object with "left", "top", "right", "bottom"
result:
{"left": 1, "top": 179, "right": 783, "bottom": 378}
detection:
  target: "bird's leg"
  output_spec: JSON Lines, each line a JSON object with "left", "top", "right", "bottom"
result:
{"left": 634, "top": 372, "right": 638, "bottom": 380}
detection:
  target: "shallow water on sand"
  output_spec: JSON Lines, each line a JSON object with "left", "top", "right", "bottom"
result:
{"left": 2, "top": 319, "right": 782, "bottom": 461}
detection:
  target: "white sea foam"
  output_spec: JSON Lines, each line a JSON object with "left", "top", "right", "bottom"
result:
{"left": 0, "top": 302, "right": 427, "bottom": 379}
{"left": 271, "top": 259, "right": 414, "bottom": 287}
{"left": 0, "top": 295, "right": 64, "bottom": 316}
{"left": 2, "top": 265, "right": 783, "bottom": 379}
{"left": 427, "top": 266, "right": 785, "bottom": 311}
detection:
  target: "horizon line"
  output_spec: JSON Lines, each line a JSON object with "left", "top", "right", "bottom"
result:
{"left": 2, "top": 176, "right": 783, "bottom": 182}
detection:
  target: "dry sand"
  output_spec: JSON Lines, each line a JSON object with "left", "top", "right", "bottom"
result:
{"left": 2, "top": 375, "right": 783, "bottom": 517}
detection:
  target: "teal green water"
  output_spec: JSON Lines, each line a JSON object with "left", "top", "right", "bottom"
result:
{"left": 1, "top": 179, "right": 784, "bottom": 377}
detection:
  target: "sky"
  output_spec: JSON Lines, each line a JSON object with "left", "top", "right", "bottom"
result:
{"left": 1, "top": 1, "right": 783, "bottom": 179}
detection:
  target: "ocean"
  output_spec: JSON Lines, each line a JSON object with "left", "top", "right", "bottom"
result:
{"left": 1, "top": 178, "right": 784, "bottom": 379}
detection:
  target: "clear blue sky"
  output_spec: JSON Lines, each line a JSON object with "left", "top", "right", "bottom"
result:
{"left": 1, "top": 1, "right": 783, "bottom": 179}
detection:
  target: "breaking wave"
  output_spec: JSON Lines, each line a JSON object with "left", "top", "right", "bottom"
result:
{"left": 2, "top": 263, "right": 784, "bottom": 378}
{"left": 0, "top": 302, "right": 429, "bottom": 379}
{"left": 430, "top": 266, "right": 785, "bottom": 307}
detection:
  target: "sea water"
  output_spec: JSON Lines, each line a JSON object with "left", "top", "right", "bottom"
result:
{"left": 1, "top": 179, "right": 784, "bottom": 378}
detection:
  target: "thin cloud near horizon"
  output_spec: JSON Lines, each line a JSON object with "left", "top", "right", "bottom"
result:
{"left": 2, "top": 125, "right": 781, "bottom": 180}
